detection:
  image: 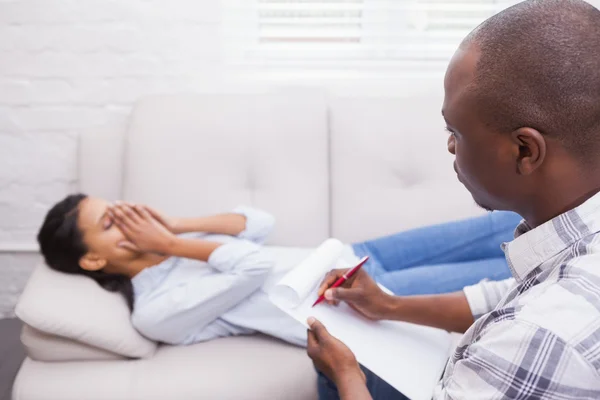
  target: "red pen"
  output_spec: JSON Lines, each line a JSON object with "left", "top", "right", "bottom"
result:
{"left": 312, "top": 256, "right": 370, "bottom": 307}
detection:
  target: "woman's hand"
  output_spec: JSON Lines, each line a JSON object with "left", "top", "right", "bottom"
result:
{"left": 317, "top": 268, "right": 393, "bottom": 321}
{"left": 140, "top": 204, "right": 179, "bottom": 233}
{"left": 108, "top": 202, "right": 176, "bottom": 254}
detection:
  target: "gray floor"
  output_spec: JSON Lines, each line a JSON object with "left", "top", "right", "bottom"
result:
{"left": 0, "top": 319, "right": 23, "bottom": 400}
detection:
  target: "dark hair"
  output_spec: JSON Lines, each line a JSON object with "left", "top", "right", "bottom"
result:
{"left": 464, "top": 0, "right": 600, "bottom": 161}
{"left": 37, "top": 194, "right": 134, "bottom": 310}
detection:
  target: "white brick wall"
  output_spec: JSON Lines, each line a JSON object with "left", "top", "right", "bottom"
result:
{"left": 0, "top": 0, "right": 227, "bottom": 318}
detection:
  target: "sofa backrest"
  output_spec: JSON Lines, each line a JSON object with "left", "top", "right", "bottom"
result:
{"left": 329, "top": 90, "right": 483, "bottom": 243}
{"left": 80, "top": 91, "right": 330, "bottom": 247}
{"left": 81, "top": 89, "right": 481, "bottom": 245}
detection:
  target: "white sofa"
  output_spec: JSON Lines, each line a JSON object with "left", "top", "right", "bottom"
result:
{"left": 12, "top": 89, "right": 482, "bottom": 400}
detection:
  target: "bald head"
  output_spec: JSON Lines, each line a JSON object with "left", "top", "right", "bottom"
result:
{"left": 463, "top": 0, "right": 600, "bottom": 161}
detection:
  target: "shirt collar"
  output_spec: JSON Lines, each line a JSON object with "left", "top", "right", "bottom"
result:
{"left": 502, "top": 191, "right": 600, "bottom": 282}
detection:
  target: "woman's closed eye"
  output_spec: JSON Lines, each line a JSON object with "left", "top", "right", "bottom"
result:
{"left": 103, "top": 216, "right": 113, "bottom": 230}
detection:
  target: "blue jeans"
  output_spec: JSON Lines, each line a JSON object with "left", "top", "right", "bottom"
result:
{"left": 352, "top": 211, "right": 521, "bottom": 296}
{"left": 318, "top": 367, "right": 409, "bottom": 400}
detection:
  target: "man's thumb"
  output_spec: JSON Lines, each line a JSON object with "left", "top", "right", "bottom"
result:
{"left": 307, "top": 317, "right": 329, "bottom": 340}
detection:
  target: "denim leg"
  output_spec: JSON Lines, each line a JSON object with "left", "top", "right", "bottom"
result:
{"left": 317, "top": 366, "right": 409, "bottom": 400}
{"left": 353, "top": 211, "right": 521, "bottom": 278}
{"left": 375, "top": 257, "right": 511, "bottom": 295}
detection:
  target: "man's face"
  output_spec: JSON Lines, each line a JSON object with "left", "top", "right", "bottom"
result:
{"left": 442, "top": 44, "right": 523, "bottom": 212}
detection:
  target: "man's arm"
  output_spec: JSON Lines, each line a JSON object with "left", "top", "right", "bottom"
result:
{"left": 382, "top": 291, "right": 474, "bottom": 334}
{"left": 337, "top": 373, "right": 373, "bottom": 400}
{"left": 307, "top": 318, "right": 373, "bottom": 400}
{"left": 319, "top": 268, "right": 475, "bottom": 333}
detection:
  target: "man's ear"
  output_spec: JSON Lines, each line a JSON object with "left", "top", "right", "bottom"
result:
{"left": 511, "top": 127, "right": 546, "bottom": 175}
{"left": 79, "top": 253, "right": 107, "bottom": 271}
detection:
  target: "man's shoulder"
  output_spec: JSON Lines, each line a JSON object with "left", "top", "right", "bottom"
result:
{"left": 477, "top": 268, "right": 600, "bottom": 373}
{"left": 514, "top": 266, "right": 600, "bottom": 334}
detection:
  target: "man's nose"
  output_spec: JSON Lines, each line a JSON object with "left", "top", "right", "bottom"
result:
{"left": 447, "top": 135, "right": 456, "bottom": 155}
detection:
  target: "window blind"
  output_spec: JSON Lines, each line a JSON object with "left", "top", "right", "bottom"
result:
{"left": 222, "top": 0, "right": 595, "bottom": 70}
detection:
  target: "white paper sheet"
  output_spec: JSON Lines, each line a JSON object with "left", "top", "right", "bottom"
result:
{"left": 269, "top": 239, "right": 452, "bottom": 400}
{"left": 269, "top": 238, "right": 344, "bottom": 309}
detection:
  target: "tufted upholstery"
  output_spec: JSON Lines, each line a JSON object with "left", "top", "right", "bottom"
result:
{"left": 330, "top": 91, "right": 484, "bottom": 243}
{"left": 81, "top": 92, "right": 330, "bottom": 247}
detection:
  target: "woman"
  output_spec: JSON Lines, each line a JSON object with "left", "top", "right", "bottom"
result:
{"left": 37, "top": 194, "right": 520, "bottom": 346}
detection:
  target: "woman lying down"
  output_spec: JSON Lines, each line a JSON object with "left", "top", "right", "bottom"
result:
{"left": 37, "top": 194, "right": 519, "bottom": 346}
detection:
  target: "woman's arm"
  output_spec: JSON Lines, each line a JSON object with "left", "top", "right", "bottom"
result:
{"left": 171, "top": 213, "right": 247, "bottom": 236}
{"left": 132, "top": 240, "right": 274, "bottom": 345}
{"left": 144, "top": 205, "right": 275, "bottom": 244}
{"left": 139, "top": 204, "right": 247, "bottom": 236}
{"left": 110, "top": 202, "right": 276, "bottom": 344}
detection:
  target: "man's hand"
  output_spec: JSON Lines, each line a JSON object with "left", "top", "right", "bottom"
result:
{"left": 307, "top": 317, "right": 365, "bottom": 385}
{"left": 108, "top": 203, "right": 176, "bottom": 254}
{"left": 318, "top": 268, "right": 393, "bottom": 321}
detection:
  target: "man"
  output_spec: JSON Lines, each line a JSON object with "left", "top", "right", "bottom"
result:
{"left": 306, "top": 0, "right": 600, "bottom": 398}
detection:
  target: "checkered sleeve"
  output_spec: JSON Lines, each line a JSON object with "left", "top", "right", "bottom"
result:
{"left": 463, "top": 278, "right": 515, "bottom": 319}
{"left": 439, "top": 318, "right": 600, "bottom": 399}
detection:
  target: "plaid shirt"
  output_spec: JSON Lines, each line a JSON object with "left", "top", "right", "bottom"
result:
{"left": 434, "top": 193, "right": 600, "bottom": 399}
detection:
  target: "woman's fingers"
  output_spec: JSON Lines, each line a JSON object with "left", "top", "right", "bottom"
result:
{"left": 115, "top": 217, "right": 136, "bottom": 238}
{"left": 108, "top": 204, "right": 139, "bottom": 233}
{"left": 134, "top": 204, "right": 153, "bottom": 221}
{"left": 120, "top": 203, "right": 142, "bottom": 223}
{"left": 142, "top": 204, "right": 162, "bottom": 221}
{"left": 111, "top": 203, "right": 140, "bottom": 223}
{"left": 118, "top": 240, "right": 140, "bottom": 252}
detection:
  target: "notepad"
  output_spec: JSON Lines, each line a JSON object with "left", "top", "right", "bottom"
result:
{"left": 269, "top": 238, "right": 453, "bottom": 400}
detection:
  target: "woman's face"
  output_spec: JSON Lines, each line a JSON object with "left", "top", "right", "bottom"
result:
{"left": 77, "top": 196, "right": 141, "bottom": 272}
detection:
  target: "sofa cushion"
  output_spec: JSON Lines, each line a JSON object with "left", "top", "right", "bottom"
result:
{"left": 122, "top": 92, "right": 329, "bottom": 247}
{"left": 15, "top": 263, "right": 156, "bottom": 359}
{"left": 21, "top": 323, "right": 124, "bottom": 362}
{"left": 13, "top": 335, "right": 318, "bottom": 400}
{"left": 329, "top": 92, "right": 485, "bottom": 242}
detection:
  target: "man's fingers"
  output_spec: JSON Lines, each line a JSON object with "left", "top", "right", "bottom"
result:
{"left": 318, "top": 269, "right": 347, "bottom": 296}
{"left": 327, "top": 286, "right": 360, "bottom": 302}
{"left": 317, "top": 272, "right": 337, "bottom": 296}
{"left": 345, "top": 267, "right": 366, "bottom": 285}
{"left": 307, "top": 329, "right": 318, "bottom": 353}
